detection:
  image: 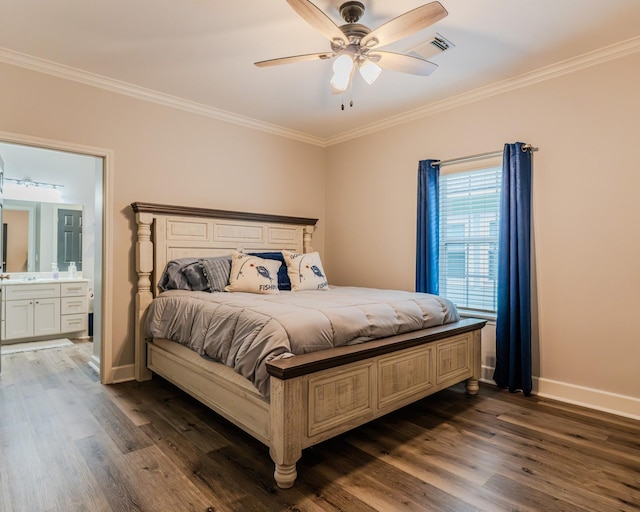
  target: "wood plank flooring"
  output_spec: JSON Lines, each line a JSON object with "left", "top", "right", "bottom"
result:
{"left": 0, "top": 340, "right": 638, "bottom": 512}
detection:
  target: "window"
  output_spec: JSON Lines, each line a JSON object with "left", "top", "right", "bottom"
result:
{"left": 438, "top": 157, "right": 502, "bottom": 314}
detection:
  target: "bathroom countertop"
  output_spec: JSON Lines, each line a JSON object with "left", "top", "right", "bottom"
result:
{"left": 1, "top": 277, "right": 89, "bottom": 286}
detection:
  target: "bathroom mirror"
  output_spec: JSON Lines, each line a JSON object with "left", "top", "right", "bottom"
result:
{"left": 2, "top": 199, "right": 83, "bottom": 273}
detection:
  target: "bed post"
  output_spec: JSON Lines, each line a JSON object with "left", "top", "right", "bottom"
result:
{"left": 465, "top": 327, "right": 482, "bottom": 395}
{"left": 303, "top": 225, "right": 315, "bottom": 253}
{"left": 269, "top": 377, "right": 303, "bottom": 489}
{"left": 135, "top": 211, "right": 154, "bottom": 381}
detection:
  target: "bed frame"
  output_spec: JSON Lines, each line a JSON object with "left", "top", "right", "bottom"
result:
{"left": 131, "top": 202, "right": 486, "bottom": 488}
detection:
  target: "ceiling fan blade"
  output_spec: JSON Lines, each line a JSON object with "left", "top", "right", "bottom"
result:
{"left": 372, "top": 51, "right": 438, "bottom": 76}
{"left": 361, "top": 1, "right": 448, "bottom": 49}
{"left": 255, "top": 52, "right": 334, "bottom": 67}
{"left": 286, "top": 0, "right": 346, "bottom": 44}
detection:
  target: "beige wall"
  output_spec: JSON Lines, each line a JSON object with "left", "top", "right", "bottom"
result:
{"left": 325, "top": 51, "right": 640, "bottom": 415}
{"left": 0, "top": 62, "right": 326, "bottom": 369}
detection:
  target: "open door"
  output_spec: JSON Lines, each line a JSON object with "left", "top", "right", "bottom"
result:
{"left": 57, "top": 208, "right": 83, "bottom": 271}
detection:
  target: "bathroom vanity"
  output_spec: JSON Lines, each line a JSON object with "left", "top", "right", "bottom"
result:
{"left": 1, "top": 278, "right": 89, "bottom": 342}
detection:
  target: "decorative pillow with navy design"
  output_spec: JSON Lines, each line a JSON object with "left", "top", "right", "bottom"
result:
{"left": 247, "top": 251, "right": 291, "bottom": 290}
{"left": 282, "top": 251, "right": 329, "bottom": 291}
{"left": 225, "top": 251, "right": 281, "bottom": 294}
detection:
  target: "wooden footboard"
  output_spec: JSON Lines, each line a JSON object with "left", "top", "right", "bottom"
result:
{"left": 146, "top": 319, "right": 484, "bottom": 488}
{"left": 266, "top": 318, "right": 485, "bottom": 488}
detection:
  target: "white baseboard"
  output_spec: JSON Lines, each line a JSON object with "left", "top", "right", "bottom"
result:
{"left": 481, "top": 365, "right": 639, "bottom": 420}
{"left": 481, "top": 365, "right": 496, "bottom": 384}
{"left": 88, "top": 355, "right": 100, "bottom": 376}
{"left": 109, "top": 363, "right": 135, "bottom": 384}
{"left": 533, "top": 377, "right": 640, "bottom": 421}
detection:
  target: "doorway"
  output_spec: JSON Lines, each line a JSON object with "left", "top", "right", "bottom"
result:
{"left": 0, "top": 132, "right": 112, "bottom": 382}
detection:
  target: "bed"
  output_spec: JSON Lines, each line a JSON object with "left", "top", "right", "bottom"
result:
{"left": 131, "top": 202, "right": 486, "bottom": 488}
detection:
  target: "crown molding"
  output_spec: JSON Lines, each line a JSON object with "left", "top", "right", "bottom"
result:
{"left": 0, "top": 48, "right": 326, "bottom": 147}
{"left": 324, "top": 35, "right": 640, "bottom": 146}
{"left": 2, "top": 35, "right": 639, "bottom": 149}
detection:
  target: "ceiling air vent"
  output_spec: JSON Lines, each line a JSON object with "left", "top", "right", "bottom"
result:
{"left": 409, "top": 33, "right": 455, "bottom": 59}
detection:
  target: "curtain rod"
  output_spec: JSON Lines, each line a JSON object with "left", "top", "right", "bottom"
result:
{"left": 431, "top": 144, "right": 537, "bottom": 167}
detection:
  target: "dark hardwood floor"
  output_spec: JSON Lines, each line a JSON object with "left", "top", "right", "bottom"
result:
{"left": 0, "top": 340, "right": 638, "bottom": 512}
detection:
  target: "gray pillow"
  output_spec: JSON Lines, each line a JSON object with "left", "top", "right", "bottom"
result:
{"left": 157, "top": 258, "right": 199, "bottom": 291}
{"left": 199, "top": 256, "right": 232, "bottom": 292}
{"left": 181, "top": 261, "right": 210, "bottom": 291}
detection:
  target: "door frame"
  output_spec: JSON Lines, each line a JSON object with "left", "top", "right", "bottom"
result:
{"left": 0, "top": 130, "right": 114, "bottom": 383}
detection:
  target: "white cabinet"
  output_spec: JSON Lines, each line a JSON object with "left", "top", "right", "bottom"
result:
{"left": 5, "top": 297, "right": 61, "bottom": 339}
{"left": 1, "top": 280, "right": 89, "bottom": 341}
{"left": 60, "top": 281, "right": 89, "bottom": 333}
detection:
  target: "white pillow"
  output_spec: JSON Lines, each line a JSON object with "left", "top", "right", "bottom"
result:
{"left": 282, "top": 250, "right": 329, "bottom": 291}
{"left": 225, "top": 251, "right": 281, "bottom": 294}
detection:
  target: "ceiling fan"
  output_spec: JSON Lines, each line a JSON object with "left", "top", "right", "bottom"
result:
{"left": 255, "top": 0, "right": 448, "bottom": 94}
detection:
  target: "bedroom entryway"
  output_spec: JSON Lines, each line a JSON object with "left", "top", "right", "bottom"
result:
{"left": 0, "top": 135, "right": 109, "bottom": 381}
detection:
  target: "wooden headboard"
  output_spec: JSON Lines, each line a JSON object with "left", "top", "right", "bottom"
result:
{"left": 130, "top": 202, "right": 318, "bottom": 380}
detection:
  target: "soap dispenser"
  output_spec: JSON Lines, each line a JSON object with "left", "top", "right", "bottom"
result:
{"left": 51, "top": 263, "right": 59, "bottom": 279}
{"left": 68, "top": 261, "right": 77, "bottom": 278}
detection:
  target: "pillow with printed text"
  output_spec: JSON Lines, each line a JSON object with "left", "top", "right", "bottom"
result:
{"left": 225, "top": 251, "right": 282, "bottom": 294}
{"left": 282, "top": 250, "right": 329, "bottom": 291}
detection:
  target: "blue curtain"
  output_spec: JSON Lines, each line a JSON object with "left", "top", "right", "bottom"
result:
{"left": 494, "top": 142, "right": 533, "bottom": 395}
{"left": 416, "top": 160, "right": 440, "bottom": 294}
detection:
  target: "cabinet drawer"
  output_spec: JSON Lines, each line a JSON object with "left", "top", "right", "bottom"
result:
{"left": 61, "top": 295, "right": 88, "bottom": 315}
{"left": 61, "top": 281, "right": 88, "bottom": 297}
{"left": 5, "top": 284, "right": 60, "bottom": 300}
{"left": 61, "top": 314, "right": 88, "bottom": 333}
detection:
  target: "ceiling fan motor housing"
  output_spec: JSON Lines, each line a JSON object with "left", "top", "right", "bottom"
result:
{"left": 340, "top": 1, "right": 365, "bottom": 23}
{"left": 338, "top": 23, "right": 370, "bottom": 45}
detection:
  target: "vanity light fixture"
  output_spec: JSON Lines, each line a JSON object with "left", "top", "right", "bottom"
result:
{"left": 4, "top": 177, "right": 64, "bottom": 190}
{"left": 4, "top": 177, "right": 64, "bottom": 202}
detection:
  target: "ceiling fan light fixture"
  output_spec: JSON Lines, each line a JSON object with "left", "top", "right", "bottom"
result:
{"left": 259, "top": 0, "right": 449, "bottom": 97}
{"left": 358, "top": 59, "right": 382, "bottom": 85}
{"left": 330, "top": 53, "right": 355, "bottom": 92}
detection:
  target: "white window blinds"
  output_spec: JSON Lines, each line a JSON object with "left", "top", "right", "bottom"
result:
{"left": 439, "top": 157, "right": 502, "bottom": 313}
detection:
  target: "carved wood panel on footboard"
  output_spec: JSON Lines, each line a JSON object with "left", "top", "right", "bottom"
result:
{"left": 301, "top": 330, "right": 477, "bottom": 447}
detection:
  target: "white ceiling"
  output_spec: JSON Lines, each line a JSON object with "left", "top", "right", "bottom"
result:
{"left": 1, "top": 0, "right": 639, "bottom": 144}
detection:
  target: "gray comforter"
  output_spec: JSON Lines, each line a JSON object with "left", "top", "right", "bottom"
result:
{"left": 144, "top": 286, "right": 459, "bottom": 397}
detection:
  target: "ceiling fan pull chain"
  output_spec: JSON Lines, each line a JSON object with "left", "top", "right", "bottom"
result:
{"left": 340, "top": 94, "right": 354, "bottom": 111}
